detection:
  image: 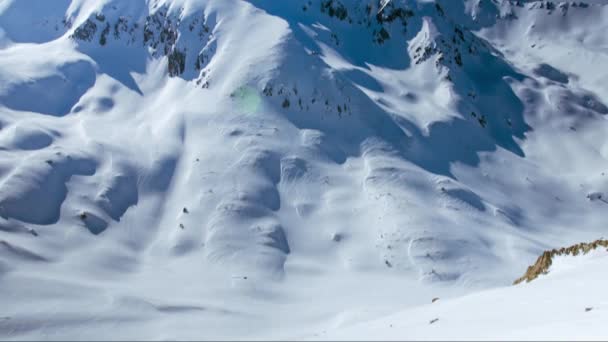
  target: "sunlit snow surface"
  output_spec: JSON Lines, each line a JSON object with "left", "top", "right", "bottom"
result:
{"left": 1, "top": 0, "right": 608, "bottom": 340}
{"left": 317, "top": 248, "right": 608, "bottom": 341}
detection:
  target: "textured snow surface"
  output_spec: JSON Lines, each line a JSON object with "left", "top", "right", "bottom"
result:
{"left": 1, "top": 0, "right": 608, "bottom": 340}
{"left": 316, "top": 248, "right": 608, "bottom": 341}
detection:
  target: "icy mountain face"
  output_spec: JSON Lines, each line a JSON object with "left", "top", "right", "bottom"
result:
{"left": 1, "top": 0, "right": 608, "bottom": 339}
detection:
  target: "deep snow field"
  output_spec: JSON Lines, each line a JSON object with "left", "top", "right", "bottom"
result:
{"left": 1, "top": 0, "right": 608, "bottom": 340}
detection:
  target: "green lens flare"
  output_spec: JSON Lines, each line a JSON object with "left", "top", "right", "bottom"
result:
{"left": 232, "top": 86, "right": 262, "bottom": 113}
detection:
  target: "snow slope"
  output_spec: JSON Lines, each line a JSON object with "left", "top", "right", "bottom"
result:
{"left": 1, "top": 0, "right": 608, "bottom": 339}
{"left": 315, "top": 247, "right": 608, "bottom": 341}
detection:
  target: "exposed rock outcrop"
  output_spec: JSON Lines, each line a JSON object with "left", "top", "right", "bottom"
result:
{"left": 514, "top": 239, "right": 608, "bottom": 284}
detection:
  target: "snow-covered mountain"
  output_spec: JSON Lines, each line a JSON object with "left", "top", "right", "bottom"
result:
{"left": 1, "top": 0, "right": 608, "bottom": 339}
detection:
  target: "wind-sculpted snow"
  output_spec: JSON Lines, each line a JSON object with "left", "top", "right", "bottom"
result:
{"left": 1, "top": 0, "right": 608, "bottom": 339}
{"left": 0, "top": 150, "right": 97, "bottom": 225}
{"left": 0, "top": 123, "right": 56, "bottom": 151}
{"left": 0, "top": 61, "right": 96, "bottom": 116}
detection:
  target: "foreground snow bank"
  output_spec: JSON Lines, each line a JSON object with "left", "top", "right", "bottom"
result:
{"left": 315, "top": 246, "right": 608, "bottom": 341}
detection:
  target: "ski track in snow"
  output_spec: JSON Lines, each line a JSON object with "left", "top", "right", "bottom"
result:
{"left": 1, "top": 0, "right": 608, "bottom": 339}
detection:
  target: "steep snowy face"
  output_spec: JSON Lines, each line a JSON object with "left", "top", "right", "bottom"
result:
{"left": 1, "top": 0, "right": 608, "bottom": 339}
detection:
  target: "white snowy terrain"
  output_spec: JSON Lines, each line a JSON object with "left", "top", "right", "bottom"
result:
{"left": 1, "top": 0, "right": 608, "bottom": 340}
{"left": 317, "top": 246, "right": 608, "bottom": 341}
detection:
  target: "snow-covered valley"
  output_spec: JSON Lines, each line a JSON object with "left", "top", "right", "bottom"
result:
{"left": 1, "top": 0, "right": 608, "bottom": 339}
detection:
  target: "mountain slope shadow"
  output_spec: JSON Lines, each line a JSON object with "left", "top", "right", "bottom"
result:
{"left": 0, "top": 61, "right": 96, "bottom": 116}
{"left": 253, "top": 0, "right": 531, "bottom": 178}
